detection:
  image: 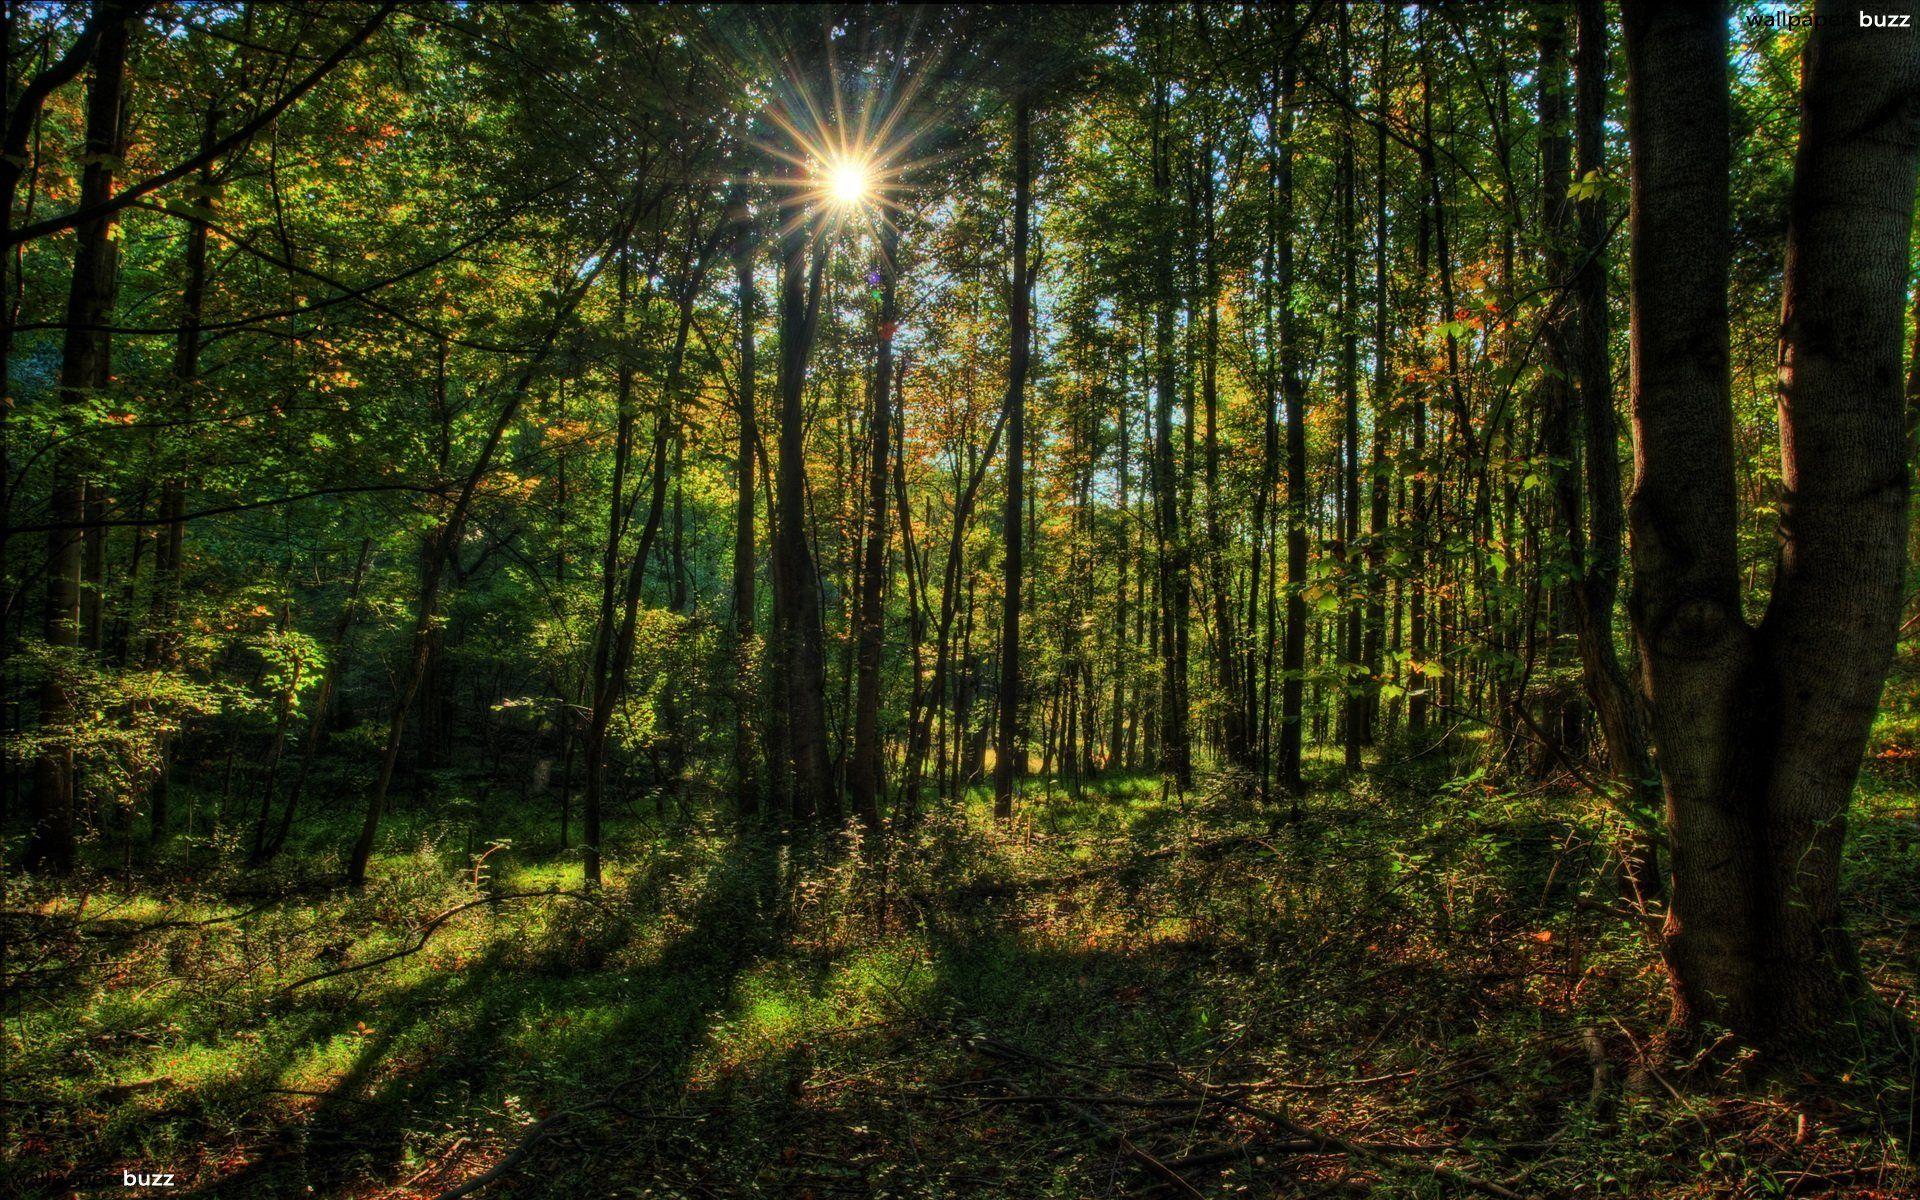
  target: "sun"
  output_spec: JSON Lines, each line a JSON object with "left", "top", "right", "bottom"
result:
{"left": 826, "top": 158, "right": 872, "bottom": 208}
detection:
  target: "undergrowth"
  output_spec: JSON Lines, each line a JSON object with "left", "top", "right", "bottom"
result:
{"left": 4, "top": 745, "right": 1915, "bottom": 1199}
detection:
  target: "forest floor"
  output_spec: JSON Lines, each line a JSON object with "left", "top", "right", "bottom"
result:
{"left": 4, "top": 734, "right": 1917, "bottom": 1200}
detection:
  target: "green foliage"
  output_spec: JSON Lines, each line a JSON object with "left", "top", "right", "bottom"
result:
{"left": 7, "top": 768, "right": 1912, "bottom": 1198}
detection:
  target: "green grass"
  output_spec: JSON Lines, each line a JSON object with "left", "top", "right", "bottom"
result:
{"left": 4, "top": 748, "right": 1915, "bottom": 1199}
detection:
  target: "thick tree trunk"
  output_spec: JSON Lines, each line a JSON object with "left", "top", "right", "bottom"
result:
{"left": 1622, "top": 0, "right": 1759, "bottom": 1038}
{"left": 993, "top": 93, "right": 1031, "bottom": 820}
{"left": 770, "top": 187, "right": 834, "bottom": 821}
{"left": 1622, "top": 0, "right": 1918, "bottom": 1048}
{"left": 1, "top": 2, "right": 123, "bottom": 624}
{"left": 1752, "top": 0, "right": 1919, "bottom": 1040}
{"left": 29, "top": 7, "right": 132, "bottom": 873}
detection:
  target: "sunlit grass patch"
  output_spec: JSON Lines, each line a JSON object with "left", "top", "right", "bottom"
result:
{"left": 7, "top": 756, "right": 1916, "bottom": 1200}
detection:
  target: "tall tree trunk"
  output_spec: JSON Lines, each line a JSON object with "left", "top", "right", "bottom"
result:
{"left": 1366, "top": 26, "right": 1392, "bottom": 744}
{"left": 655, "top": 230, "right": 702, "bottom": 810}
{"left": 145, "top": 105, "right": 215, "bottom": 845}
{"left": 1, "top": 9, "right": 123, "bottom": 564}
{"left": 851, "top": 221, "right": 899, "bottom": 826}
{"left": 1337, "top": 0, "right": 1364, "bottom": 772}
{"left": 580, "top": 248, "right": 637, "bottom": 885}
{"left": 583, "top": 407, "right": 672, "bottom": 883}
{"left": 771, "top": 183, "right": 834, "bottom": 821}
{"left": 729, "top": 186, "right": 760, "bottom": 816}
{"left": 1110, "top": 333, "right": 1134, "bottom": 773}
{"left": 1150, "top": 71, "right": 1192, "bottom": 794}
{"left": 1621, "top": 0, "right": 1751, "bottom": 1036}
{"left": 910, "top": 411, "right": 1006, "bottom": 809}
{"left": 893, "top": 389, "right": 928, "bottom": 818}
{"left": 584, "top": 225, "right": 708, "bottom": 876}
{"left": 28, "top": 6, "right": 132, "bottom": 873}
{"left": 1408, "top": 63, "right": 1439, "bottom": 739}
{"left": 1252, "top": 109, "right": 1282, "bottom": 795}
{"left": 1622, "top": 0, "right": 1919, "bottom": 1048}
{"left": 1275, "top": 56, "right": 1307, "bottom": 798}
{"left": 1199, "top": 118, "right": 1249, "bottom": 771}
{"left": 1558, "top": 0, "right": 1663, "bottom": 904}
{"left": 994, "top": 92, "right": 1031, "bottom": 820}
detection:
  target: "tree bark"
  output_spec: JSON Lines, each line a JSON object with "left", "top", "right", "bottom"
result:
{"left": 145, "top": 103, "right": 216, "bottom": 845}
{"left": 1274, "top": 56, "right": 1307, "bottom": 797}
{"left": 28, "top": 5, "right": 133, "bottom": 873}
{"left": 1337, "top": 0, "right": 1364, "bottom": 772}
{"left": 770, "top": 180, "right": 834, "bottom": 821}
{"left": 851, "top": 221, "right": 899, "bottom": 826}
{"left": 994, "top": 92, "right": 1031, "bottom": 820}
{"left": 1752, "top": 0, "right": 1919, "bottom": 1040}
{"left": 1366, "top": 21, "right": 1392, "bottom": 745}
{"left": 1150, "top": 70, "right": 1192, "bottom": 794}
{"left": 580, "top": 248, "right": 638, "bottom": 885}
{"left": 1622, "top": 0, "right": 1919, "bottom": 1048}
{"left": 1566, "top": 0, "right": 1662, "bottom": 904}
{"left": 728, "top": 185, "right": 760, "bottom": 817}
{"left": 1622, "top": 0, "right": 1755, "bottom": 1037}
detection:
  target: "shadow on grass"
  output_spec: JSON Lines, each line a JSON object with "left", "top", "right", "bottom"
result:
{"left": 164, "top": 832, "right": 789, "bottom": 1198}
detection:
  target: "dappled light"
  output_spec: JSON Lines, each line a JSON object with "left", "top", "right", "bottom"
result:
{"left": 5, "top": 4, "right": 1918, "bottom": 1200}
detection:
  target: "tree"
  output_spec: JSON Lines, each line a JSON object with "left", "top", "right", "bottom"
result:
{"left": 1622, "top": 0, "right": 1920, "bottom": 1047}
{"left": 27, "top": 2, "right": 134, "bottom": 873}
{"left": 1150, "top": 61, "right": 1192, "bottom": 796}
{"left": 851, "top": 219, "right": 900, "bottom": 826}
{"left": 728, "top": 184, "right": 761, "bottom": 817}
{"left": 1564, "top": 0, "right": 1661, "bottom": 904}
{"left": 992, "top": 91, "right": 1031, "bottom": 821}
{"left": 769, "top": 125, "right": 835, "bottom": 823}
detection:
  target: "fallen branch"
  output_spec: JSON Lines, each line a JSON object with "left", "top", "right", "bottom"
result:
{"left": 1057, "top": 1098, "right": 1206, "bottom": 1199}
{"left": 918, "top": 1090, "right": 1212, "bottom": 1111}
{"left": 427, "top": 1066, "right": 670, "bottom": 1200}
{"left": 281, "top": 889, "right": 595, "bottom": 992}
{"left": 1159, "top": 1068, "right": 1533, "bottom": 1200}
{"left": 1271, "top": 1070, "right": 1420, "bottom": 1093}
{"left": 972, "top": 1037, "right": 1529, "bottom": 1200}
{"left": 429, "top": 1108, "right": 575, "bottom": 1200}
{"left": 400, "top": 1136, "right": 469, "bottom": 1191}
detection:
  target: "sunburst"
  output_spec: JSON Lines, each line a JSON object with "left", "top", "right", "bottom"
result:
{"left": 826, "top": 157, "right": 873, "bottom": 208}
{"left": 725, "top": 22, "right": 965, "bottom": 249}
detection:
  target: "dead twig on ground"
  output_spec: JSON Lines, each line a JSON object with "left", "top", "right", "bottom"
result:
{"left": 281, "top": 889, "right": 599, "bottom": 992}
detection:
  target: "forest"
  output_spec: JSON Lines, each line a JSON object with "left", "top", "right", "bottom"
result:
{"left": 3, "top": 1, "right": 1919, "bottom": 1197}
